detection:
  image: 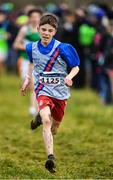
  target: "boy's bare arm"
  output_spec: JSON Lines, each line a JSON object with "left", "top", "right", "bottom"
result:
{"left": 21, "top": 62, "right": 34, "bottom": 96}
{"left": 13, "top": 27, "right": 26, "bottom": 50}
{"left": 64, "top": 66, "right": 79, "bottom": 87}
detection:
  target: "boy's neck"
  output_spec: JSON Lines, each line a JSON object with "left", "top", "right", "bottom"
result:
{"left": 41, "top": 38, "right": 53, "bottom": 47}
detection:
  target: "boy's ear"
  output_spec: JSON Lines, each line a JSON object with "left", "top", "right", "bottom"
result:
{"left": 53, "top": 29, "right": 57, "bottom": 36}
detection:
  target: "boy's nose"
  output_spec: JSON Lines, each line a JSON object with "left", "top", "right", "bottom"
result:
{"left": 44, "top": 31, "right": 49, "bottom": 35}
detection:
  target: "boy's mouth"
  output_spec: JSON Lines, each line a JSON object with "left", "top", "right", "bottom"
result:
{"left": 43, "top": 36, "right": 49, "bottom": 40}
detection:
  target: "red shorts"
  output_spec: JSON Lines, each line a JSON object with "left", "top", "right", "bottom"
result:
{"left": 37, "top": 95, "right": 67, "bottom": 122}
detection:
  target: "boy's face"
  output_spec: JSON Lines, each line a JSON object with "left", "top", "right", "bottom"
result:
{"left": 38, "top": 24, "right": 56, "bottom": 45}
{"left": 0, "top": 13, "right": 7, "bottom": 23}
{"left": 29, "top": 12, "right": 41, "bottom": 26}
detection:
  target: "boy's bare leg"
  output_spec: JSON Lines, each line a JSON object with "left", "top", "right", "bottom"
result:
{"left": 40, "top": 106, "right": 53, "bottom": 155}
{"left": 30, "top": 94, "right": 42, "bottom": 130}
{"left": 40, "top": 106, "right": 55, "bottom": 173}
{"left": 39, "top": 111, "right": 61, "bottom": 172}
{"left": 29, "top": 79, "right": 37, "bottom": 116}
{"left": 51, "top": 119, "right": 61, "bottom": 135}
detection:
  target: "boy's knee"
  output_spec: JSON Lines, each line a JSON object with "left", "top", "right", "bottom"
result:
{"left": 43, "top": 118, "right": 51, "bottom": 126}
{"left": 41, "top": 114, "right": 52, "bottom": 128}
{"left": 40, "top": 106, "right": 51, "bottom": 119}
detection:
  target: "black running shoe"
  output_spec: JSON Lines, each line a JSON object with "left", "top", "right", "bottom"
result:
{"left": 31, "top": 113, "right": 42, "bottom": 130}
{"left": 45, "top": 154, "right": 56, "bottom": 173}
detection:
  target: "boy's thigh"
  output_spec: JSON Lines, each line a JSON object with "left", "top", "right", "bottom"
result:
{"left": 40, "top": 106, "right": 51, "bottom": 119}
{"left": 37, "top": 95, "right": 67, "bottom": 122}
{"left": 52, "top": 99, "right": 67, "bottom": 122}
{"left": 37, "top": 95, "right": 54, "bottom": 111}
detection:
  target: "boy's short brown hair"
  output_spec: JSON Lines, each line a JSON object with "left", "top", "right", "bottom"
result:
{"left": 27, "top": 8, "right": 43, "bottom": 17}
{"left": 39, "top": 13, "right": 59, "bottom": 29}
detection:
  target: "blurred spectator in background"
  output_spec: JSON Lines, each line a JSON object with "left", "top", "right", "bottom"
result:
{"left": 16, "top": 14, "right": 29, "bottom": 28}
{"left": 87, "top": 5, "right": 108, "bottom": 103}
{"left": 0, "top": 3, "right": 19, "bottom": 73}
{"left": 13, "top": 8, "right": 43, "bottom": 116}
{"left": 75, "top": 8, "right": 96, "bottom": 88}
{"left": 104, "top": 19, "right": 113, "bottom": 104}
{"left": 0, "top": 9, "right": 9, "bottom": 74}
{"left": 23, "top": 4, "right": 36, "bottom": 14}
{"left": 60, "top": 9, "right": 75, "bottom": 45}
{"left": 72, "top": 7, "right": 87, "bottom": 88}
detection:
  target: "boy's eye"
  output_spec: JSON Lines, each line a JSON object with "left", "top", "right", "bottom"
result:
{"left": 41, "top": 28, "right": 54, "bottom": 33}
{"left": 42, "top": 28, "right": 46, "bottom": 31}
{"left": 49, "top": 29, "right": 53, "bottom": 32}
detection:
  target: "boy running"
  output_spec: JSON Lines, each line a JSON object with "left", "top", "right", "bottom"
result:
{"left": 14, "top": 8, "right": 43, "bottom": 116}
{"left": 21, "top": 13, "right": 80, "bottom": 173}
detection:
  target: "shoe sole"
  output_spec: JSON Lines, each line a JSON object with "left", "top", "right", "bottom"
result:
{"left": 31, "top": 120, "right": 37, "bottom": 130}
{"left": 31, "top": 114, "right": 42, "bottom": 130}
{"left": 45, "top": 159, "right": 56, "bottom": 173}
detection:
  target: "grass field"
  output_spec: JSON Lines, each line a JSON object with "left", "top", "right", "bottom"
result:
{"left": 0, "top": 74, "right": 113, "bottom": 179}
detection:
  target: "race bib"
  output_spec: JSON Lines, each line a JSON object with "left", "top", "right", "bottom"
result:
{"left": 39, "top": 72, "right": 64, "bottom": 85}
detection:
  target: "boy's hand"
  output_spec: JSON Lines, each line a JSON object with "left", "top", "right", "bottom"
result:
{"left": 21, "top": 77, "right": 30, "bottom": 96}
{"left": 64, "top": 75, "right": 73, "bottom": 87}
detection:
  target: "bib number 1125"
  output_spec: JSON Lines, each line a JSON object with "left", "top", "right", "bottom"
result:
{"left": 39, "top": 77, "right": 60, "bottom": 85}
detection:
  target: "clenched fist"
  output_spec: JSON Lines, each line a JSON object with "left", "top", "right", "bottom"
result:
{"left": 64, "top": 75, "right": 73, "bottom": 87}
{"left": 21, "top": 76, "right": 30, "bottom": 96}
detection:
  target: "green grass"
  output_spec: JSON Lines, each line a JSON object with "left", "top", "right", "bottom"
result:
{"left": 0, "top": 74, "right": 113, "bottom": 179}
